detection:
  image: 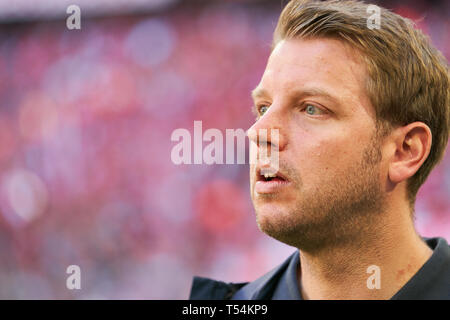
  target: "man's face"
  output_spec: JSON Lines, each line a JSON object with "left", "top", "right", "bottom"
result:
{"left": 248, "top": 38, "right": 386, "bottom": 251}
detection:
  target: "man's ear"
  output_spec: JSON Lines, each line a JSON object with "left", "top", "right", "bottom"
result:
{"left": 388, "top": 122, "right": 432, "bottom": 184}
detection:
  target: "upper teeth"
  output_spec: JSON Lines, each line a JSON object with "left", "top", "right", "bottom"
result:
{"left": 263, "top": 173, "right": 277, "bottom": 178}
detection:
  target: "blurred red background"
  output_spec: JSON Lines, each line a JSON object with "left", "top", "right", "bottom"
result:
{"left": 0, "top": 0, "right": 448, "bottom": 298}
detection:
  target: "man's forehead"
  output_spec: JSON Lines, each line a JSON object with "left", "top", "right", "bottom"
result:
{"left": 251, "top": 38, "right": 375, "bottom": 119}
{"left": 266, "top": 38, "right": 366, "bottom": 79}
{"left": 271, "top": 37, "right": 364, "bottom": 62}
{"left": 259, "top": 39, "right": 366, "bottom": 87}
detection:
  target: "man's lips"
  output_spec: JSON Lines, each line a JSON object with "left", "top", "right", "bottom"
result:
{"left": 254, "top": 167, "right": 291, "bottom": 194}
{"left": 256, "top": 167, "right": 289, "bottom": 182}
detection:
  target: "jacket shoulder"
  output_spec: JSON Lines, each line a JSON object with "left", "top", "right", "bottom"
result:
{"left": 189, "top": 251, "right": 298, "bottom": 300}
{"left": 189, "top": 276, "right": 248, "bottom": 300}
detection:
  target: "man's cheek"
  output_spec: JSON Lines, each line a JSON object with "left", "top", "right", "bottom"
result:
{"left": 299, "top": 146, "right": 347, "bottom": 180}
{"left": 249, "top": 164, "right": 256, "bottom": 180}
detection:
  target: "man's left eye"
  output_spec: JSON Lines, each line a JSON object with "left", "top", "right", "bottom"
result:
{"left": 304, "top": 104, "right": 324, "bottom": 115}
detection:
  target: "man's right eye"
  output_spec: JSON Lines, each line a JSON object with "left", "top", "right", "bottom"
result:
{"left": 258, "top": 105, "right": 269, "bottom": 116}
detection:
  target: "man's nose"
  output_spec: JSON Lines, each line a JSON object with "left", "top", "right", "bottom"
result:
{"left": 247, "top": 106, "right": 287, "bottom": 151}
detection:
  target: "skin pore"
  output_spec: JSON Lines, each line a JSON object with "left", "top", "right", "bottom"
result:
{"left": 248, "top": 38, "right": 433, "bottom": 300}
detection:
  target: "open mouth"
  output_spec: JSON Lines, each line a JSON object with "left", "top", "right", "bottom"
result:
{"left": 257, "top": 169, "right": 288, "bottom": 182}
{"left": 255, "top": 168, "right": 290, "bottom": 194}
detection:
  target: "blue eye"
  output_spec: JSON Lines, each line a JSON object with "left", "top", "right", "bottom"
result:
{"left": 259, "top": 105, "right": 269, "bottom": 116}
{"left": 305, "top": 104, "right": 318, "bottom": 115}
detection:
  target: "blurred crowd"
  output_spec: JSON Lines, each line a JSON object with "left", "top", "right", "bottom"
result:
{"left": 0, "top": 0, "right": 448, "bottom": 298}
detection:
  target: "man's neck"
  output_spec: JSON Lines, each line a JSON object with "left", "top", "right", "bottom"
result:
{"left": 297, "top": 207, "right": 433, "bottom": 300}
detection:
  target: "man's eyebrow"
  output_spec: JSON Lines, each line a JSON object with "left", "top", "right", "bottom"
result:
{"left": 293, "top": 87, "right": 341, "bottom": 105}
{"left": 251, "top": 87, "right": 268, "bottom": 101}
{"left": 251, "top": 86, "right": 341, "bottom": 105}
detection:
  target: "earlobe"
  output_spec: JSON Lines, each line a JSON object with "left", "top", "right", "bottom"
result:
{"left": 387, "top": 122, "right": 432, "bottom": 185}
{"left": 389, "top": 162, "right": 410, "bottom": 184}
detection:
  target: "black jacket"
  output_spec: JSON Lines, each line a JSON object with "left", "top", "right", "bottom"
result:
{"left": 189, "top": 237, "right": 450, "bottom": 300}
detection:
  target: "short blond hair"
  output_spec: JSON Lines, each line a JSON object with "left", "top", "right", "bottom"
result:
{"left": 273, "top": 0, "right": 450, "bottom": 208}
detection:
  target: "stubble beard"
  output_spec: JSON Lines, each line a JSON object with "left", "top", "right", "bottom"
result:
{"left": 254, "top": 134, "right": 386, "bottom": 254}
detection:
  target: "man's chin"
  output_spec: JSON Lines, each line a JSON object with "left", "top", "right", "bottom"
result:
{"left": 254, "top": 201, "right": 286, "bottom": 218}
{"left": 254, "top": 203, "right": 298, "bottom": 232}
{"left": 255, "top": 208, "right": 304, "bottom": 247}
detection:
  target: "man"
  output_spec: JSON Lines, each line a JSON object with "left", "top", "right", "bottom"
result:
{"left": 190, "top": 0, "right": 449, "bottom": 299}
